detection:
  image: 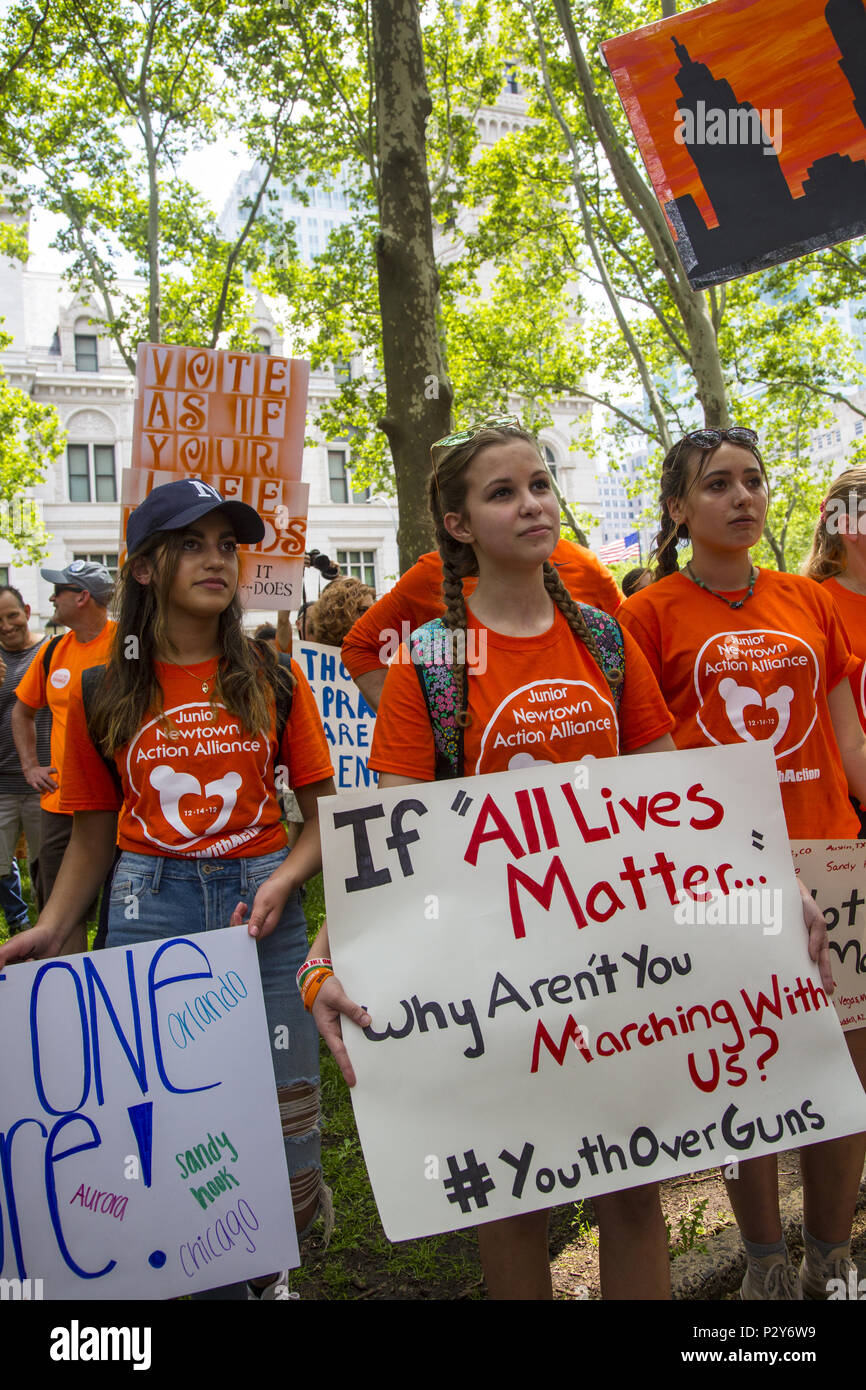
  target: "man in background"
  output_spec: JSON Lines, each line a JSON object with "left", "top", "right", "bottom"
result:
{"left": 12, "top": 561, "right": 115, "bottom": 953}
{"left": 0, "top": 586, "right": 50, "bottom": 934}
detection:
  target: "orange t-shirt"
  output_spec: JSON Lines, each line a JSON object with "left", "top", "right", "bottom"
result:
{"left": 821, "top": 576, "right": 866, "bottom": 734}
{"left": 619, "top": 570, "right": 859, "bottom": 838}
{"left": 59, "top": 659, "right": 333, "bottom": 858}
{"left": 15, "top": 621, "right": 116, "bottom": 812}
{"left": 341, "top": 540, "right": 622, "bottom": 679}
{"left": 369, "top": 605, "right": 672, "bottom": 780}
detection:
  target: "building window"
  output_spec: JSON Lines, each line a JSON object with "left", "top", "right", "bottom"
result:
{"left": 73, "top": 551, "right": 119, "bottom": 580}
{"left": 333, "top": 354, "right": 352, "bottom": 386}
{"left": 337, "top": 549, "right": 376, "bottom": 588}
{"left": 67, "top": 444, "right": 117, "bottom": 502}
{"left": 74, "top": 334, "right": 98, "bottom": 372}
{"left": 543, "top": 445, "right": 558, "bottom": 485}
{"left": 327, "top": 448, "right": 369, "bottom": 503}
{"left": 0, "top": 566, "right": 8, "bottom": 587}
{"left": 328, "top": 449, "right": 349, "bottom": 503}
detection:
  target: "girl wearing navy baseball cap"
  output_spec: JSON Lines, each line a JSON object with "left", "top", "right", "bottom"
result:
{"left": 0, "top": 479, "right": 335, "bottom": 1300}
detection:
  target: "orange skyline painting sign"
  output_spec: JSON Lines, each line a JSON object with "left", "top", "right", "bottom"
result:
{"left": 602, "top": 0, "right": 866, "bottom": 287}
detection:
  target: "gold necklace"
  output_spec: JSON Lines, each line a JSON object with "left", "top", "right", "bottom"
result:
{"left": 166, "top": 659, "right": 220, "bottom": 694}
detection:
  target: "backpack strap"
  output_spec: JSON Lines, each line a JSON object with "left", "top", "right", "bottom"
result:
{"left": 80, "top": 664, "right": 123, "bottom": 797}
{"left": 41, "top": 633, "right": 63, "bottom": 678}
{"left": 410, "top": 618, "right": 464, "bottom": 780}
{"left": 577, "top": 603, "right": 625, "bottom": 712}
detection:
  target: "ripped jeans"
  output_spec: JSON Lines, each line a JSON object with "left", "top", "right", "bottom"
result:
{"left": 107, "top": 848, "right": 322, "bottom": 1293}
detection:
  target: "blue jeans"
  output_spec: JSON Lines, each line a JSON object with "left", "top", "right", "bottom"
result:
{"left": 106, "top": 848, "right": 321, "bottom": 1295}
{"left": 0, "top": 860, "right": 29, "bottom": 931}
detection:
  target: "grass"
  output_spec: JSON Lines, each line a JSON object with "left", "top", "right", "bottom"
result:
{"left": 666, "top": 1197, "right": 712, "bottom": 1256}
{"left": 0, "top": 857, "right": 100, "bottom": 947}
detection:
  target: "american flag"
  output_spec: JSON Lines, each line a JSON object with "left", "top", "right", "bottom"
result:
{"left": 598, "top": 531, "right": 641, "bottom": 564}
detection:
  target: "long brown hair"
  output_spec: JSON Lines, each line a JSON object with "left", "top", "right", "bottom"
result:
{"left": 651, "top": 433, "right": 769, "bottom": 578}
{"left": 87, "top": 529, "right": 293, "bottom": 755}
{"left": 802, "top": 466, "right": 866, "bottom": 583}
{"left": 427, "top": 424, "right": 619, "bottom": 727}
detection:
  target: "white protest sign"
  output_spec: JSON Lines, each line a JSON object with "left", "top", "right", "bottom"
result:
{"left": 0, "top": 928, "right": 297, "bottom": 1298}
{"left": 791, "top": 841, "right": 866, "bottom": 1032}
{"left": 321, "top": 744, "right": 866, "bottom": 1242}
{"left": 293, "top": 640, "right": 377, "bottom": 792}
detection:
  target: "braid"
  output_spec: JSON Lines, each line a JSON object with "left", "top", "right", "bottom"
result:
{"left": 651, "top": 511, "right": 685, "bottom": 579}
{"left": 543, "top": 563, "right": 623, "bottom": 703}
{"left": 441, "top": 551, "right": 471, "bottom": 728}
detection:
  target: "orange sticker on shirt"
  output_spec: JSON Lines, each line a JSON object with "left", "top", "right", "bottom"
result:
{"left": 694, "top": 628, "right": 818, "bottom": 761}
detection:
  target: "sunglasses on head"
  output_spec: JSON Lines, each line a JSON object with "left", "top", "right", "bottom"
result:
{"left": 431, "top": 414, "right": 523, "bottom": 456}
{"left": 682, "top": 426, "right": 759, "bottom": 451}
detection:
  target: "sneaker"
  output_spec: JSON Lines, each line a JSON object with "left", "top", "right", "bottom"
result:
{"left": 247, "top": 1271, "right": 299, "bottom": 1301}
{"left": 800, "top": 1242, "right": 855, "bottom": 1300}
{"left": 740, "top": 1252, "right": 803, "bottom": 1300}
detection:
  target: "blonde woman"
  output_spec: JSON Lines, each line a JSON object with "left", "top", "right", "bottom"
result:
{"left": 803, "top": 466, "right": 866, "bottom": 834}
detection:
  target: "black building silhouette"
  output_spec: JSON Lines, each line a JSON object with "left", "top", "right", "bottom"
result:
{"left": 663, "top": 7, "right": 866, "bottom": 287}
{"left": 826, "top": 0, "right": 866, "bottom": 128}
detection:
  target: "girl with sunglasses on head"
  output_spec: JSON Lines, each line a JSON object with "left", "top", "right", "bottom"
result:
{"left": 303, "top": 417, "right": 680, "bottom": 1299}
{"left": 619, "top": 427, "right": 864, "bottom": 1301}
{"left": 0, "top": 479, "right": 336, "bottom": 1302}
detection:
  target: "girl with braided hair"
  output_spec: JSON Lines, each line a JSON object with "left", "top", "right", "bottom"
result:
{"left": 620, "top": 428, "right": 863, "bottom": 1301}
{"left": 305, "top": 419, "right": 680, "bottom": 1299}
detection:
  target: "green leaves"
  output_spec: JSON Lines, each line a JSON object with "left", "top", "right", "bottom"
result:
{"left": 0, "top": 337, "right": 65, "bottom": 562}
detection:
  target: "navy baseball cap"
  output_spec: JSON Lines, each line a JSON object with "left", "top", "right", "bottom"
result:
{"left": 126, "top": 478, "right": 265, "bottom": 556}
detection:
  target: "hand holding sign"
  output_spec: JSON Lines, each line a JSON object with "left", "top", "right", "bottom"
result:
{"left": 797, "top": 876, "right": 834, "bottom": 994}
{"left": 313, "top": 977, "right": 372, "bottom": 1089}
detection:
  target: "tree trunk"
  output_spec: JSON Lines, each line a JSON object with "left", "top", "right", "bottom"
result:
{"left": 370, "top": 0, "right": 453, "bottom": 570}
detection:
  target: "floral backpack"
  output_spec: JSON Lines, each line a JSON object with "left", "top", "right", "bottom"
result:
{"left": 410, "top": 608, "right": 625, "bottom": 780}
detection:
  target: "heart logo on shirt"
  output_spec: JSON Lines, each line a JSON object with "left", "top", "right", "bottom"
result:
{"left": 718, "top": 678, "right": 795, "bottom": 747}
{"left": 694, "top": 628, "right": 819, "bottom": 761}
{"left": 149, "top": 765, "right": 242, "bottom": 838}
